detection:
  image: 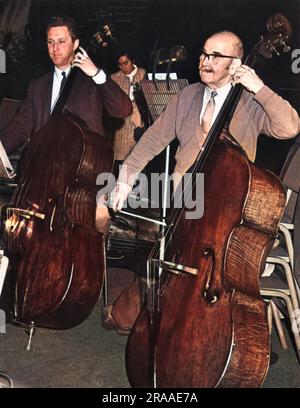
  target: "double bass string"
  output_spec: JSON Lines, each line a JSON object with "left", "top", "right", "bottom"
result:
{"left": 124, "top": 40, "right": 252, "bottom": 312}
{"left": 10, "top": 66, "right": 79, "bottom": 216}
{"left": 146, "top": 39, "right": 266, "bottom": 320}
{"left": 146, "top": 176, "right": 194, "bottom": 312}
{"left": 144, "top": 86, "right": 243, "bottom": 388}
{"left": 146, "top": 85, "right": 241, "bottom": 313}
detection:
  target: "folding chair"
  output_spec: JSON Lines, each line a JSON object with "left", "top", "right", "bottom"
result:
{"left": 260, "top": 139, "right": 300, "bottom": 360}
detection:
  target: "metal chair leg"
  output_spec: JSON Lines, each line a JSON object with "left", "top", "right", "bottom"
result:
{"left": 261, "top": 289, "right": 300, "bottom": 362}
{"left": 266, "top": 257, "right": 299, "bottom": 313}
{"left": 25, "top": 321, "right": 35, "bottom": 351}
{"left": 270, "top": 300, "right": 288, "bottom": 349}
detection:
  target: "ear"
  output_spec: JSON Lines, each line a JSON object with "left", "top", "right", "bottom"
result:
{"left": 229, "top": 58, "right": 242, "bottom": 75}
{"left": 73, "top": 39, "right": 80, "bottom": 51}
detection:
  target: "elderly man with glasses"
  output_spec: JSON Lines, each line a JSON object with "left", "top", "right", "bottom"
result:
{"left": 97, "top": 30, "right": 300, "bottom": 337}
{"left": 110, "top": 30, "right": 300, "bottom": 212}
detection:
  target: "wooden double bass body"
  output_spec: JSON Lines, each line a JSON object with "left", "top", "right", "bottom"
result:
{"left": 3, "top": 69, "right": 113, "bottom": 329}
{"left": 126, "top": 136, "right": 285, "bottom": 387}
{"left": 125, "top": 15, "right": 291, "bottom": 387}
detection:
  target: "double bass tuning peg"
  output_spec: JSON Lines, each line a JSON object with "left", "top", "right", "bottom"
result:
{"left": 282, "top": 41, "right": 290, "bottom": 52}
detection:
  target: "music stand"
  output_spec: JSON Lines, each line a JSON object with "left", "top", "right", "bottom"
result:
{"left": 116, "top": 80, "right": 190, "bottom": 236}
{"left": 102, "top": 78, "right": 189, "bottom": 320}
{"left": 137, "top": 78, "right": 189, "bottom": 268}
{"left": 113, "top": 79, "right": 189, "bottom": 229}
{"left": 139, "top": 79, "right": 189, "bottom": 121}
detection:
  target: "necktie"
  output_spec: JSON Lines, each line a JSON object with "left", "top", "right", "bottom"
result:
{"left": 201, "top": 91, "right": 217, "bottom": 138}
{"left": 60, "top": 71, "right": 67, "bottom": 93}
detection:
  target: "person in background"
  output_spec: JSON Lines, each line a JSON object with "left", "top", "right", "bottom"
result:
{"left": 111, "top": 50, "right": 145, "bottom": 176}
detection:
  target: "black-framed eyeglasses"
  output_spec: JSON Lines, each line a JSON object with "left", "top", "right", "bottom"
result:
{"left": 199, "top": 49, "right": 239, "bottom": 63}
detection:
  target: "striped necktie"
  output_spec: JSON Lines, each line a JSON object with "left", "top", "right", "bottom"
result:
{"left": 201, "top": 91, "right": 217, "bottom": 138}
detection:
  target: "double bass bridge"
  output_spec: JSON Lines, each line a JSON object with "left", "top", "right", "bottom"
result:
{"left": 6, "top": 207, "right": 45, "bottom": 221}
{"left": 151, "top": 258, "right": 198, "bottom": 276}
{"left": 4, "top": 207, "right": 45, "bottom": 235}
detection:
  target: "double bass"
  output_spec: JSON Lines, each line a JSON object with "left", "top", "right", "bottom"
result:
{"left": 2, "top": 21, "right": 115, "bottom": 329}
{"left": 125, "top": 15, "right": 292, "bottom": 387}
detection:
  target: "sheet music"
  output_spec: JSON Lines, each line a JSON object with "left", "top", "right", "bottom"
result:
{"left": 0, "top": 141, "right": 16, "bottom": 179}
{"left": 147, "top": 73, "right": 177, "bottom": 80}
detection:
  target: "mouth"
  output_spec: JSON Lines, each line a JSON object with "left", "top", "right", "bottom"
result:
{"left": 200, "top": 68, "right": 214, "bottom": 74}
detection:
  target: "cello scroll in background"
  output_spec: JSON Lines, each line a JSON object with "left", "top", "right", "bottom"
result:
{"left": 258, "top": 14, "right": 292, "bottom": 58}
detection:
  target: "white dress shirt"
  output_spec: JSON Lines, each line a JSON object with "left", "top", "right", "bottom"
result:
{"left": 126, "top": 64, "right": 138, "bottom": 100}
{"left": 200, "top": 82, "right": 232, "bottom": 125}
{"left": 51, "top": 66, "right": 107, "bottom": 112}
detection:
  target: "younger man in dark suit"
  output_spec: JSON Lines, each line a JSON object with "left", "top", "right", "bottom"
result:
{"left": 0, "top": 15, "right": 132, "bottom": 154}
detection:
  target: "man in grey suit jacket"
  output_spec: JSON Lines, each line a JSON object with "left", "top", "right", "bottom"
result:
{"left": 110, "top": 30, "right": 300, "bottom": 211}
{"left": 0, "top": 15, "right": 132, "bottom": 154}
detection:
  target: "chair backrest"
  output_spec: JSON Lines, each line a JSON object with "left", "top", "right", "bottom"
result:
{"left": 279, "top": 136, "right": 300, "bottom": 285}
{"left": 279, "top": 138, "right": 300, "bottom": 223}
{"left": 0, "top": 97, "right": 23, "bottom": 171}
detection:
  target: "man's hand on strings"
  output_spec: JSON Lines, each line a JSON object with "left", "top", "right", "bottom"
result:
{"left": 232, "top": 64, "right": 264, "bottom": 94}
{"left": 72, "top": 47, "right": 99, "bottom": 77}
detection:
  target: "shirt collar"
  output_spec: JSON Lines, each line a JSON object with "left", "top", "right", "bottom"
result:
{"left": 205, "top": 82, "right": 232, "bottom": 98}
{"left": 54, "top": 65, "right": 72, "bottom": 78}
{"left": 126, "top": 64, "right": 138, "bottom": 81}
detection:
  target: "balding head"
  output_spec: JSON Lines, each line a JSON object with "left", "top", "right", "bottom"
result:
{"left": 199, "top": 31, "right": 243, "bottom": 89}
{"left": 206, "top": 31, "right": 244, "bottom": 59}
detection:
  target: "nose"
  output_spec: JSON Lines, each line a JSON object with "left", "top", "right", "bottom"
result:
{"left": 48, "top": 42, "right": 61, "bottom": 51}
{"left": 199, "top": 56, "right": 209, "bottom": 69}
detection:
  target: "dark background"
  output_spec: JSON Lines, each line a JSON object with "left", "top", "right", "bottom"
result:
{"left": 0, "top": 0, "right": 299, "bottom": 172}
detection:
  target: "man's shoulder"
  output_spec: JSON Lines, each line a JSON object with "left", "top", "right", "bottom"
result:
{"left": 179, "top": 82, "right": 203, "bottom": 99}
{"left": 111, "top": 70, "right": 122, "bottom": 80}
{"left": 29, "top": 71, "right": 53, "bottom": 88}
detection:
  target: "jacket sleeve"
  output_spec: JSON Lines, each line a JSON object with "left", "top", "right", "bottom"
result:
{"left": 253, "top": 86, "right": 300, "bottom": 138}
{"left": 0, "top": 84, "right": 34, "bottom": 154}
{"left": 96, "top": 76, "right": 133, "bottom": 119}
{"left": 118, "top": 93, "right": 179, "bottom": 186}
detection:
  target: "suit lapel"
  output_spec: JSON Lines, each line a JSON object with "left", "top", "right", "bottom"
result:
{"left": 41, "top": 71, "right": 53, "bottom": 121}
